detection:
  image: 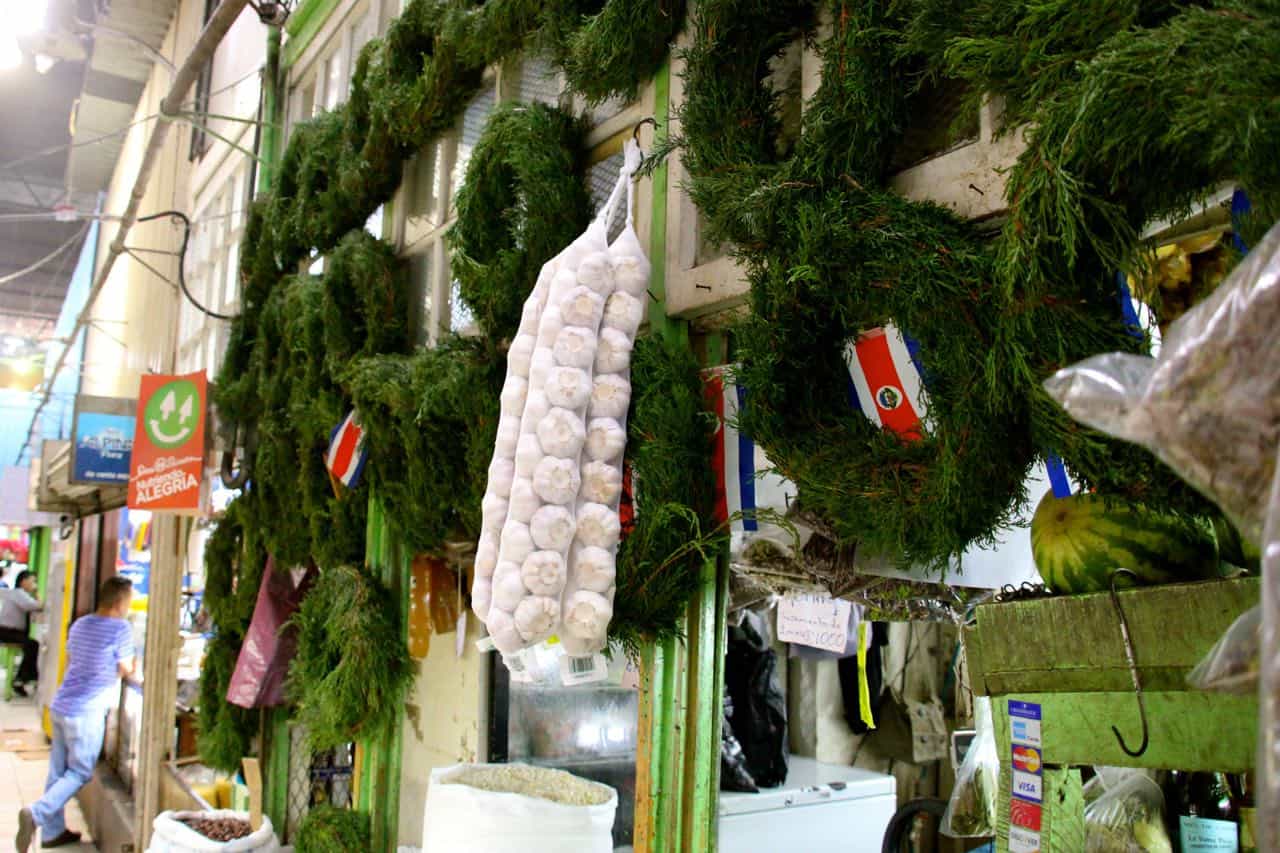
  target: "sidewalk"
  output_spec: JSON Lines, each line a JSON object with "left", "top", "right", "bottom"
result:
{"left": 0, "top": 695, "right": 97, "bottom": 853}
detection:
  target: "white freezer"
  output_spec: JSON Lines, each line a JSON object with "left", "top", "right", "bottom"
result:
{"left": 718, "top": 756, "right": 897, "bottom": 852}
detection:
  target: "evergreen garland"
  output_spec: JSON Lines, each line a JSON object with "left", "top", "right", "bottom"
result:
{"left": 286, "top": 564, "right": 413, "bottom": 750}
{"left": 295, "top": 805, "right": 371, "bottom": 853}
{"left": 450, "top": 101, "right": 594, "bottom": 339}
{"left": 196, "top": 628, "right": 258, "bottom": 773}
{"left": 676, "top": 0, "right": 1277, "bottom": 569}
{"left": 611, "top": 334, "right": 722, "bottom": 655}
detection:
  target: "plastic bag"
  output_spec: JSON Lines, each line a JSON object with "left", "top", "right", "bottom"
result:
{"left": 146, "top": 810, "right": 279, "bottom": 853}
{"left": 1256, "top": 447, "right": 1280, "bottom": 851}
{"left": 226, "top": 559, "right": 314, "bottom": 709}
{"left": 724, "top": 609, "right": 788, "bottom": 787}
{"left": 720, "top": 691, "right": 758, "bottom": 793}
{"left": 1084, "top": 770, "right": 1172, "bottom": 853}
{"left": 1044, "top": 221, "right": 1280, "bottom": 546}
{"left": 941, "top": 696, "right": 997, "bottom": 837}
{"left": 421, "top": 763, "right": 617, "bottom": 853}
{"left": 1188, "top": 603, "right": 1260, "bottom": 693}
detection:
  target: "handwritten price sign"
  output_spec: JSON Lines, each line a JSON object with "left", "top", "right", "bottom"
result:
{"left": 776, "top": 592, "right": 852, "bottom": 653}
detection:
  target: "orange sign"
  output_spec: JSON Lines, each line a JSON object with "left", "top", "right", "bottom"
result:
{"left": 128, "top": 371, "right": 208, "bottom": 513}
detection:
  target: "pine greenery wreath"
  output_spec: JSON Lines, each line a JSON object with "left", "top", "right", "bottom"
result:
{"left": 677, "top": 0, "right": 1277, "bottom": 568}
{"left": 295, "top": 805, "right": 371, "bottom": 853}
{"left": 450, "top": 101, "right": 594, "bottom": 339}
{"left": 286, "top": 564, "right": 413, "bottom": 751}
{"left": 612, "top": 334, "right": 722, "bottom": 655}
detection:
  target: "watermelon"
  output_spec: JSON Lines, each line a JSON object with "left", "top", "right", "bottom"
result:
{"left": 1213, "top": 515, "right": 1262, "bottom": 573}
{"left": 1030, "top": 490, "right": 1220, "bottom": 594}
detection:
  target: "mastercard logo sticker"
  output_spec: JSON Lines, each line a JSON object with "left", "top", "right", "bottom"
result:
{"left": 1012, "top": 746, "right": 1042, "bottom": 773}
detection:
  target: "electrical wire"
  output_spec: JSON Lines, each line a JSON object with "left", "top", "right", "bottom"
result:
{"left": 0, "top": 223, "right": 91, "bottom": 287}
{"left": 136, "top": 210, "right": 238, "bottom": 321}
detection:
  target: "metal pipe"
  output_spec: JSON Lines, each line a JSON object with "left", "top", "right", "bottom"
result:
{"left": 17, "top": 0, "right": 251, "bottom": 465}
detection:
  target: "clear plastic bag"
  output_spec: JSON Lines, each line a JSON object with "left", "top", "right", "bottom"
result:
{"left": 1084, "top": 770, "right": 1173, "bottom": 853}
{"left": 1188, "top": 603, "right": 1260, "bottom": 694}
{"left": 941, "top": 696, "right": 997, "bottom": 837}
{"left": 1044, "top": 220, "right": 1280, "bottom": 546}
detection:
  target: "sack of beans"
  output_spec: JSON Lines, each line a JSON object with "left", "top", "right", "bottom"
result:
{"left": 147, "top": 810, "right": 279, "bottom": 853}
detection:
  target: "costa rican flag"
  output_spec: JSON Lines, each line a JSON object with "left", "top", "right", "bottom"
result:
{"left": 843, "top": 324, "right": 928, "bottom": 441}
{"left": 326, "top": 409, "right": 368, "bottom": 490}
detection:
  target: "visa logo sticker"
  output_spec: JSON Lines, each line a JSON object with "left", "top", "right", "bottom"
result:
{"left": 1009, "top": 826, "right": 1041, "bottom": 853}
{"left": 1012, "top": 745, "right": 1043, "bottom": 774}
{"left": 1013, "top": 770, "right": 1043, "bottom": 803}
{"left": 1010, "top": 798, "right": 1043, "bottom": 832}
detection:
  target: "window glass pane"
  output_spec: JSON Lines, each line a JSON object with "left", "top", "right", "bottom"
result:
{"left": 518, "top": 54, "right": 560, "bottom": 105}
{"left": 299, "top": 82, "right": 315, "bottom": 120}
{"left": 326, "top": 52, "right": 345, "bottom": 109}
{"left": 411, "top": 251, "right": 434, "bottom": 347}
{"left": 351, "top": 12, "right": 375, "bottom": 66}
{"left": 224, "top": 240, "right": 240, "bottom": 308}
{"left": 409, "top": 145, "right": 440, "bottom": 224}
{"left": 451, "top": 86, "right": 496, "bottom": 206}
{"left": 588, "top": 152, "right": 626, "bottom": 243}
{"left": 449, "top": 278, "right": 475, "bottom": 334}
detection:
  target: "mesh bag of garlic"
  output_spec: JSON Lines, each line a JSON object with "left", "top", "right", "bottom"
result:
{"left": 473, "top": 139, "right": 649, "bottom": 661}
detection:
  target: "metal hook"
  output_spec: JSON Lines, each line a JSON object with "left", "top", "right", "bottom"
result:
{"left": 1109, "top": 569, "right": 1150, "bottom": 757}
{"left": 220, "top": 422, "right": 256, "bottom": 490}
{"left": 633, "top": 117, "right": 657, "bottom": 143}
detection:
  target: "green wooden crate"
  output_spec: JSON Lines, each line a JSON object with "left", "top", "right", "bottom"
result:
{"left": 967, "top": 577, "right": 1259, "bottom": 696}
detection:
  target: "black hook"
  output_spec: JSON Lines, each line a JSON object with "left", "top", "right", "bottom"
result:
{"left": 1109, "top": 569, "right": 1150, "bottom": 758}
{"left": 219, "top": 422, "right": 256, "bottom": 490}
{"left": 633, "top": 117, "right": 657, "bottom": 143}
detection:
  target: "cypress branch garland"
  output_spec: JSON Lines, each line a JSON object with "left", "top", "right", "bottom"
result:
{"left": 286, "top": 564, "right": 413, "bottom": 750}
{"left": 295, "top": 806, "right": 371, "bottom": 853}
{"left": 450, "top": 101, "right": 594, "bottom": 339}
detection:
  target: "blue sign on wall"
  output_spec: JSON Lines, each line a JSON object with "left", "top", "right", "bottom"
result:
{"left": 71, "top": 396, "right": 136, "bottom": 485}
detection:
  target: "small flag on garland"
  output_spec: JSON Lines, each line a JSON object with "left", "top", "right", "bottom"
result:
{"left": 326, "top": 409, "right": 368, "bottom": 491}
{"left": 843, "top": 324, "right": 928, "bottom": 441}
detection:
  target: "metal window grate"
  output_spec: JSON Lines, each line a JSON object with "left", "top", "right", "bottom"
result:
{"left": 518, "top": 54, "right": 560, "bottom": 106}
{"left": 589, "top": 153, "right": 627, "bottom": 243}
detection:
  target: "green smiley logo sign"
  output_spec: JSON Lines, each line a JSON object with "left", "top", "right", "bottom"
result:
{"left": 144, "top": 379, "right": 200, "bottom": 449}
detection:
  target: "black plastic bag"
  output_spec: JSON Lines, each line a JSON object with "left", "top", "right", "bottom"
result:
{"left": 720, "top": 692, "right": 759, "bottom": 792}
{"left": 724, "top": 610, "right": 788, "bottom": 788}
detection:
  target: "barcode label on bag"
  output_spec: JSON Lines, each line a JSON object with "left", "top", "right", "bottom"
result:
{"left": 505, "top": 652, "right": 534, "bottom": 683}
{"left": 560, "top": 653, "right": 608, "bottom": 686}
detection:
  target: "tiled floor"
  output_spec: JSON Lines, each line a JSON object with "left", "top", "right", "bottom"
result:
{"left": 0, "top": 696, "right": 98, "bottom": 853}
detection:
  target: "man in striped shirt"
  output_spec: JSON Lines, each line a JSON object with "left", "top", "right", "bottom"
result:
{"left": 17, "top": 576, "right": 137, "bottom": 852}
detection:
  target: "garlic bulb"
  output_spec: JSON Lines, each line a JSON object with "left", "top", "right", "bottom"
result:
{"left": 612, "top": 255, "right": 649, "bottom": 298}
{"left": 515, "top": 434, "right": 543, "bottom": 478}
{"left": 471, "top": 577, "right": 492, "bottom": 619}
{"left": 485, "top": 607, "right": 522, "bottom": 652}
{"left": 576, "top": 502, "right": 621, "bottom": 548}
{"left": 563, "top": 590, "right": 614, "bottom": 639}
{"left": 603, "top": 291, "right": 644, "bottom": 337}
{"left": 576, "top": 252, "right": 615, "bottom": 296}
{"left": 514, "top": 596, "right": 561, "bottom": 642}
{"left": 474, "top": 534, "right": 499, "bottom": 579}
{"left": 589, "top": 374, "right": 631, "bottom": 419}
{"left": 508, "top": 334, "right": 536, "bottom": 378}
{"left": 538, "top": 305, "right": 565, "bottom": 341}
{"left": 487, "top": 457, "right": 515, "bottom": 499}
{"left": 529, "top": 347, "right": 556, "bottom": 387}
{"left": 561, "top": 286, "right": 604, "bottom": 328}
{"left": 553, "top": 326, "right": 598, "bottom": 369}
{"left": 523, "top": 389, "right": 550, "bottom": 424}
{"left": 585, "top": 417, "right": 627, "bottom": 461}
{"left": 491, "top": 563, "right": 527, "bottom": 612}
{"left": 574, "top": 546, "right": 617, "bottom": 593}
{"left": 581, "top": 460, "right": 623, "bottom": 504}
{"left": 494, "top": 416, "right": 521, "bottom": 457}
{"left": 520, "top": 551, "right": 567, "bottom": 596}
{"left": 536, "top": 408, "right": 586, "bottom": 458}
{"left": 499, "top": 521, "right": 535, "bottom": 564}
{"left": 595, "top": 328, "right": 632, "bottom": 375}
{"left": 552, "top": 267, "right": 578, "bottom": 294}
{"left": 545, "top": 366, "right": 591, "bottom": 409}
{"left": 532, "top": 456, "right": 581, "bottom": 505}
{"left": 507, "top": 478, "right": 540, "bottom": 523}
{"left": 529, "top": 504, "right": 575, "bottom": 551}
{"left": 481, "top": 493, "right": 509, "bottom": 533}
{"left": 500, "top": 376, "right": 529, "bottom": 416}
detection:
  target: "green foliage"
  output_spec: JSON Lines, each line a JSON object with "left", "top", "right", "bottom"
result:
{"left": 287, "top": 565, "right": 413, "bottom": 751}
{"left": 677, "top": 0, "right": 1271, "bottom": 568}
{"left": 196, "top": 629, "right": 258, "bottom": 774}
{"left": 295, "top": 805, "right": 371, "bottom": 853}
{"left": 612, "top": 334, "right": 722, "bottom": 654}
{"left": 450, "top": 101, "right": 594, "bottom": 339}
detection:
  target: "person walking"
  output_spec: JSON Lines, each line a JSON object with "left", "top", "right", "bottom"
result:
{"left": 0, "top": 569, "right": 43, "bottom": 695}
{"left": 16, "top": 576, "right": 137, "bottom": 851}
